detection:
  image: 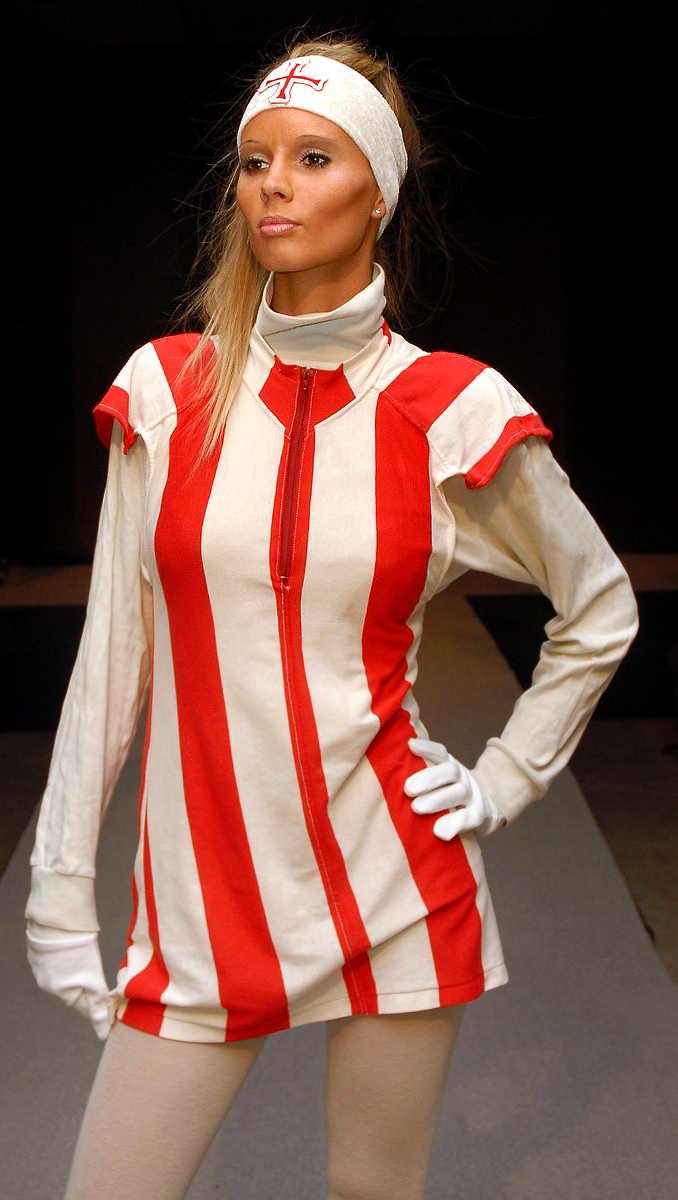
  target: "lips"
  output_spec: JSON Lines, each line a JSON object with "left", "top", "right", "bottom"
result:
{"left": 258, "top": 216, "right": 300, "bottom": 235}
{"left": 259, "top": 215, "right": 299, "bottom": 228}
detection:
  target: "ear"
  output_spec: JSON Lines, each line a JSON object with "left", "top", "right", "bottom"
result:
{"left": 372, "top": 191, "right": 386, "bottom": 220}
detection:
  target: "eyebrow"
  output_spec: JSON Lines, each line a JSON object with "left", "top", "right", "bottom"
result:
{"left": 240, "top": 134, "right": 341, "bottom": 146}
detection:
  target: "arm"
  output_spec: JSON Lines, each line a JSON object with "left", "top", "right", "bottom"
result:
{"left": 25, "top": 418, "right": 152, "bottom": 932}
{"left": 439, "top": 436, "right": 638, "bottom": 824}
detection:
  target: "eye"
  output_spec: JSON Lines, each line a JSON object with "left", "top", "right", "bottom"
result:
{"left": 300, "top": 149, "right": 330, "bottom": 168}
{"left": 240, "top": 155, "right": 268, "bottom": 172}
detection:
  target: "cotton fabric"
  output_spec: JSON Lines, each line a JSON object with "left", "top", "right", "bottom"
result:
{"left": 26, "top": 265, "right": 638, "bottom": 1043}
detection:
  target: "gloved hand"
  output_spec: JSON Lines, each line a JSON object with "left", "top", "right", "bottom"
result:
{"left": 26, "top": 920, "right": 113, "bottom": 1040}
{"left": 405, "top": 737, "right": 506, "bottom": 840}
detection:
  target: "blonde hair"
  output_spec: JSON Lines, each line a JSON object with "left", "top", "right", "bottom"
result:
{"left": 180, "top": 32, "right": 451, "bottom": 460}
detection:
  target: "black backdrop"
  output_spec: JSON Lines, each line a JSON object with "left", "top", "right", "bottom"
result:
{"left": 5, "top": 13, "right": 676, "bottom": 561}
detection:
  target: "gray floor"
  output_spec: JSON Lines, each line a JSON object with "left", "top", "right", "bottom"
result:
{"left": 1, "top": 574, "right": 678, "bottom": 1198}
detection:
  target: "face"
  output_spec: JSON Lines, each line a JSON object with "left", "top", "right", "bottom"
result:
{"left": 236, "top": 108, "right": 384, "bottom": 284}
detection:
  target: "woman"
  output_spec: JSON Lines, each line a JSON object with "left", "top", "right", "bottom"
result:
{"left": 25, "top": 34, "right": 638, "bottom": 1200}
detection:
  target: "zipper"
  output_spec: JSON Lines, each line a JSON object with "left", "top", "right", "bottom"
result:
{"left": 274, "top": 363, "right": 369, "bottom": 1004}
{"left": 278, "top": 366, "right": 314, "bottom": 585}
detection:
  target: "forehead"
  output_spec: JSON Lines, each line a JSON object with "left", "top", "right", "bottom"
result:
{"left": 240, "top": 107, "right": 358, "bottom": 151}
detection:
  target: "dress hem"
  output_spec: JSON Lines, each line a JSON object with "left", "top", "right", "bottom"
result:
{"left": 113, "top": 961, "right": 509, "bottom": 1044}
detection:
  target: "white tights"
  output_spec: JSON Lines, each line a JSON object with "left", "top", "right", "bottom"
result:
{"left": 64, "top": 1004, "right": 465, "bottom": 1200}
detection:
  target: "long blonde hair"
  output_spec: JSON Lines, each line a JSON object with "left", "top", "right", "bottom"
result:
{"left": 180, "top": 32, "right": 451, "bottom": 460}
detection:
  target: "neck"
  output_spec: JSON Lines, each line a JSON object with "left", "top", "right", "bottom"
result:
{"left": 254, "top": 261, "right": 387, "bottom": 369}
{"left": 270, "top": 257, "right": 375, "bottom": 317}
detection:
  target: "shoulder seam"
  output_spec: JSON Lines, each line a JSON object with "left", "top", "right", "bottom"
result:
{"left": 135, "top": 335, "right": 202, "bottom": 431}
{"left": 380, "top": 354, "right": 489, "bottom": 478}
{"left": 380, "top": 386, "right": 456, "bottom": 476}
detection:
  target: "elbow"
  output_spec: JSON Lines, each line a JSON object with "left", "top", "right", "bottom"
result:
{"left": 617, "top": 575, "right": 640, "bottom": 654}
{"left": 597, "top": 572, "right": 639, "bottom": 665}
{"left": 552, "top": 569, "right": 639, "bottom": 669}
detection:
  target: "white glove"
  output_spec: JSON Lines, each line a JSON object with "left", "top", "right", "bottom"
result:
{"left": 404, "top": 737, "right": 506, "bottom": 840}
{"left": 26, "top": 921, "right": 113, "bottom": 1040}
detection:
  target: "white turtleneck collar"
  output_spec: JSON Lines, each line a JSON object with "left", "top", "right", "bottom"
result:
{"left": 254, "top": 263, "right": 387, "bottom": 369}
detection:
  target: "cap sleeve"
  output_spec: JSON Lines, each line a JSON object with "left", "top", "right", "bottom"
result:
{"left": 427, "top": 363, "right": 552, "bottom": 490}
{"left": 94, "top": 383, "right": 137, "bottom": 453}
{"left": 92, "top": 335, "right": 205, "bottom": 454}
{"left": 92, "top": 344, "right": 149, "bottom": 454}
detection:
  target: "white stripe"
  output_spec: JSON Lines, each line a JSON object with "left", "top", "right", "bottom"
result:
{"left": 343, "top": 328, "right": 425, "bottom": 401}
{"left": 369, "top": 914, "right": 440, "bottom": 1001}
{"left": 202, "top": 385, "right": 348, "bottom": 1013}
{"left": 145, "top": 588, "right": 226, "bottom": 1022}
{"left": 119, "top": 341, "right": 180, "bottom": 434}
{"left": 115, "top": 406, "right": 227, "bottom": 1028}
{"left": 457, "top": 832, "right": 506, "bottom": 977}
{"left": 327, "top": 754, "right": 432, "bottom": 949}
{"left": 113, "top": 783, "right": 153, "bottom": 997}
{"left": 427, "top": 366, "right": 537, "bottom": 487}
{"left": 303, "top": 397, "right": 433, "bottom": 955}
{"left": 302, "top": 394, "right": 382, "bottom": 799}
{"left": 400, "top": 474, "right": 457, "bottom": 732}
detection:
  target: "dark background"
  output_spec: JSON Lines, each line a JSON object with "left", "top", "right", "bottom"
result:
{"left": 5, "top": 3, "right": 676, "bottom": 562}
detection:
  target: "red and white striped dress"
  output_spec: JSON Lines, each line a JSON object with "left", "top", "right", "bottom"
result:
{"left": 27, "top": 266, "right": 637, "bottom": 1042}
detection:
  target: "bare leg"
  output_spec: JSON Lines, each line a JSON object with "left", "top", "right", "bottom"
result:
{"left": 64, "top": 1020, "right": 266, "bottom": 1200}
{"left": 325, "top": 1005, "right": 465, "bottom": 1200}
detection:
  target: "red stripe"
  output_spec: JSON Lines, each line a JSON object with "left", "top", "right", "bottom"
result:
{"left": 152, "top": 338, "right": 289, "bottom": 1039}
{"left": 138, "top": 632, "right": 154, "bottom": 838}
{"left": 150, "top": 334, "right": 203, "bottom": 405}
{"left": 277, "top": 580, "right": 379, "bottom": 1012}
{"left": 382, "top": 351, "right": 486, "bottom": 431}
{"left": 121, "top": 998, "right": 167, "bottom": 1035}
{"left": 363, "top": 394, "right": 486, "bottom": 1002}
{"left": 465, "top": 412, "right": 553, "bottom": 488}
{"left": 259, "top": 358, "right": 355, "bottom": 425}
{"left": 121, "top": 810, "right": 169, "bottom": 1035}
{"left": 309, "top": 367, "right": 354, "bottom": 423}
{"left": 94, "top": 333, "right": 205, "bottom": 453}
{"left": 268, "top": 377, "right": 378, "bottom": 1014}
{"left": 118, "top": 871, "right": 137, "bottom": 975}
{"left": 259, "top": 358, "right": 298, "bottom": 426}
{"left": 93, "top": 385, "right": 136, "bottom": 453}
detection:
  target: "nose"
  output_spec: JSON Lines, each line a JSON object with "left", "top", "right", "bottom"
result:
{"left": 260, "top": 154, "right": 293, "bottom": 203}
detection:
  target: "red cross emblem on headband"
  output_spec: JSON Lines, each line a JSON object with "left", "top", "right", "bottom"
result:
{"left": 257, "top": 61, "right": 328, "bottom": 105}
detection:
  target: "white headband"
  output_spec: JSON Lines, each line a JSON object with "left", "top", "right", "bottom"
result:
{"left": 237, "top": 56, "right": 408, "bottom": 238}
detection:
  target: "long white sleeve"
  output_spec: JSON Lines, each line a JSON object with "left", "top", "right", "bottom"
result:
{"left": 25, "top": 421, "right": 152, "bottom": 930}
{"left": 442, "top": 437, "right": 639, "bottom": 823}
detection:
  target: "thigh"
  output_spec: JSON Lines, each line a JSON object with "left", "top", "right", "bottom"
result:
{"left": 64, "top": 1020, "right": 266, "bottom": 1200}
{"left": 325, "top": 1005, "right": 465, "bottom": 1200}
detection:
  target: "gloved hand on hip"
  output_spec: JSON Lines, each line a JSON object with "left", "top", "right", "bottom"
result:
{"left": 26, "top": 920, "right": 113, "bottom": 1040}
{"left": 405, "top": 737, "right": 506, "bottom": 840}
